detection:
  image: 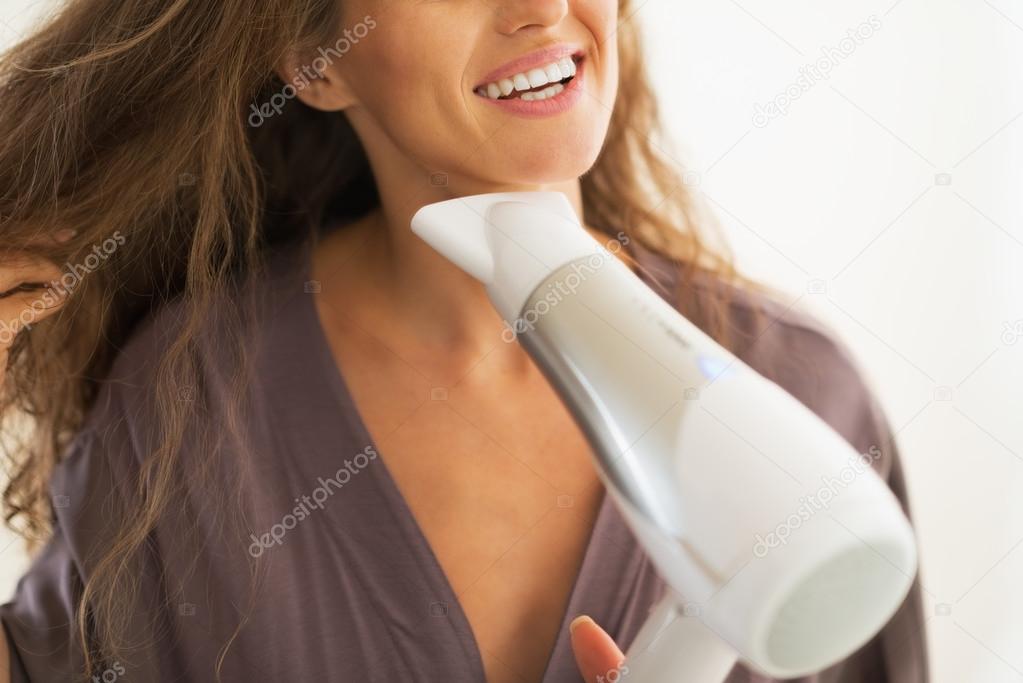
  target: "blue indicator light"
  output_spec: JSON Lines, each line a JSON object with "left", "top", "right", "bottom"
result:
{"left": 697, "top": 354, "right": 733, "bottom": 380}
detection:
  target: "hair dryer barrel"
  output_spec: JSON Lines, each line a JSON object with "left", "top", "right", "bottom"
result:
{"left": 515, "top": 252, "right": 917, "bottom": 678}
{"left": 411, "top": 192, "right": 919, "bottom": 680}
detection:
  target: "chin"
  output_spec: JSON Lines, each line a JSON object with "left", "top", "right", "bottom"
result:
{"left": 485, "top": 126, "right": 607, "bottom": 185}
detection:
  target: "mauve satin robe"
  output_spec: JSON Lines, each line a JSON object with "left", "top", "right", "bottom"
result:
{"left": 1, "top": 233, "right": 928, "bottom": 682}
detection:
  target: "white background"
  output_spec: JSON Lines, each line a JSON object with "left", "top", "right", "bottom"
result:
{"left": 1, "top": 1, "right": 1021, "bottom": 681}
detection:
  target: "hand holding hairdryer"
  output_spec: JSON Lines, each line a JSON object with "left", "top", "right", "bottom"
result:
{"left": 411, "top": 191, "right": 918, "bottom": 682}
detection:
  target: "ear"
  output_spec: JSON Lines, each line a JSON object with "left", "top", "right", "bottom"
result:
{"left": 275, "top": 50, "right": 358, "bottom": 112}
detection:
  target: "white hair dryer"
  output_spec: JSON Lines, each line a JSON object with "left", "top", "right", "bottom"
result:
{"left": 411, "top": 192, "right": 918, "bottom": 682}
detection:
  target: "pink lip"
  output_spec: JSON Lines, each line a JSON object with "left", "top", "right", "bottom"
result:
{"left": 474, "top": 43, "right": 584, "bottom": 89}
{"left": 475, "top": 59, "right": 585, "bottom": 119}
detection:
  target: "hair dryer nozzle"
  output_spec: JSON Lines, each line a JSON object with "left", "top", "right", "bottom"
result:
{"left": 410, "top": 192, "right": 602, "bottom": 321}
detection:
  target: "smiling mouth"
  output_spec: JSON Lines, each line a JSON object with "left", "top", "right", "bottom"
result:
{"left": 473, "top": 54, "right": 583, "bottom": 101}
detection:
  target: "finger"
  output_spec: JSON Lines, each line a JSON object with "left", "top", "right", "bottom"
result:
{"left": 0, "top": 307, "right": 50, "bottom": 349}
{"left": 0, "top": 256, "right": 65, "bottom": 295}
{"left": 0, "top": 284, "right": 69, "bottom": 349}
{"left": 569, "top": 615, "right": 626, "bottom": 683}
{"left": 0, "top": 236, "right": 75, "bottom": 351}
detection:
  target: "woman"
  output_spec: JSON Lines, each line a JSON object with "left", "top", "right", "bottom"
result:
{"left": 0, "top": 0, "right": 927, "bottom": 681}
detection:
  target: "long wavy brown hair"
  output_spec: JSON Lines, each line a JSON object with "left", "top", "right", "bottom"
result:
{"left": 0, "top": 0, "right": 767, "bottom": 678}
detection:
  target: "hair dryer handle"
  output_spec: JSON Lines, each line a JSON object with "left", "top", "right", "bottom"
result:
{"left": 622, "top": 591, "right": 738, "bottom": 682}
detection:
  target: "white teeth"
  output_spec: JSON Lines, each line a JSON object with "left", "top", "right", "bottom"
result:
{"left": 526, "top": 68, "right": 548, "bottom": 88}
{"left": 476, "top": 56, "right": 579, "bottom": 100}
{"left": 520, "top": 82, "right": 564, "bottom": 101}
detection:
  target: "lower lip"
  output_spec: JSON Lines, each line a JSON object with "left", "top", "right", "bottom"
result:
{"left": 474, "top": 59, "right": 585, "bottom": 119}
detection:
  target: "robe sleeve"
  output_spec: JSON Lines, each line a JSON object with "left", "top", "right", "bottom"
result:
{"left": 1, "top": 385, "right": 142, "bottom": 682}
{"left": 727, "top": 305, "right": 930, "bottom": 683}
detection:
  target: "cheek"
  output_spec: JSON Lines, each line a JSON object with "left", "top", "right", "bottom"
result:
{"left": 344, "top": 34, "right": 470, "bottom": 147}
{"left": 600, "top": 0, "right": 621, "bottom": 31}
{"left": 590, "top": 1, "right": 621, "bottom": 88}
{"left": 349, "top": 37, "right": 425, "bottom": 109}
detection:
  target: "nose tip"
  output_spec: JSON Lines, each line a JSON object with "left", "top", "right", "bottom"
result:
{"left": 493, "top": 0, "right": 570, "bottom": 34}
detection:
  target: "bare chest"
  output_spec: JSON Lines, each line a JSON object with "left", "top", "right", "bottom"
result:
{"left": 321, "top": 323, "right": 603, "bottom": 681}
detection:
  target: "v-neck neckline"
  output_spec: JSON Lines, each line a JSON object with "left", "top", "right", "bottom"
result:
{"left": 287, "top": 230, "right": 666, "bottom": 682}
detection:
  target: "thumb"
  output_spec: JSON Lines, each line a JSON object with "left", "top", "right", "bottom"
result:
{"left": 569, "top": 615, "right": 626, "bottom": 683}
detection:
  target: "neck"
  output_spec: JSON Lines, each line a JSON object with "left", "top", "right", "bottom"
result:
{"left": 309, "top": 102, "right": 650, "bottom": 381}
{"left": 314, "top": 115, "right": 593, "bottom": 367}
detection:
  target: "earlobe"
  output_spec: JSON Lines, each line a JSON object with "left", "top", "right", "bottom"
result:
{"left": 274, "top": 54, "right": 357, "bottom": 112}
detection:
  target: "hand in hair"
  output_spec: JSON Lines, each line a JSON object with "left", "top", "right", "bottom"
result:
{"left": 0, "top": 230, "right": 75, "bottom": 382}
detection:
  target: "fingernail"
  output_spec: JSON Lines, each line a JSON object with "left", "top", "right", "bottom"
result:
{"left": 54, "top": 229, "right": 77, "bottom": 243}
{"left": 569, "top": 615, "right": 593, "bottom": 635}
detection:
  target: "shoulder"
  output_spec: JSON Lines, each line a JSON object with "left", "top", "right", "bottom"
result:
{"left": 66, "top": 238, "right": 311, "bottom": 469}
{"left": 630, "top": 241, "right": 896, "bottom": 480}
{"left": 104, "top": 238, "right": 308, "bottom": 394}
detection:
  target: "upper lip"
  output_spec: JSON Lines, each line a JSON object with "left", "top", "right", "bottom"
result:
{"left": 474, "top": 43, "right": 583, "bottom": 88}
